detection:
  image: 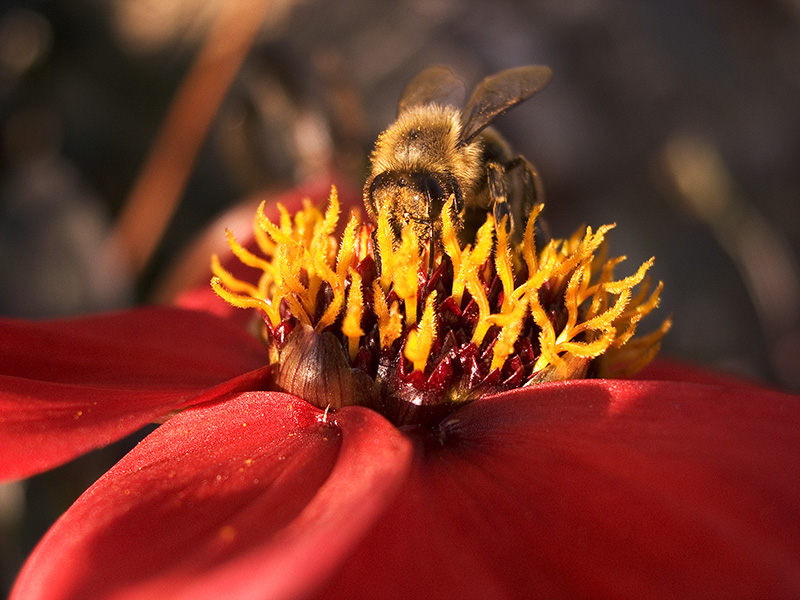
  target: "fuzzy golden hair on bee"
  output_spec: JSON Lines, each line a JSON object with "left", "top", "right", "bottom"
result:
{"left": 369, "top": 105, "right": 483, "bottom": 193}
{"left": 363, "top": 65, "right": 552, "bottom": 247}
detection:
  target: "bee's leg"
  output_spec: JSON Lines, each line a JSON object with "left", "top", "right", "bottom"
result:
{"left": 505, "top": 156, "right": 543, "bottom": 212}
{"left": 487, "top": 161, "right": 513, "bottom": 235}
{"left": 506, "top": 155, "right": 550, "bottom": 242}
{"left": 371, "top": 227, "right": 382, "bottom": 276}
{"left": 428, "top": 220, "right": 435, "bottom": 277}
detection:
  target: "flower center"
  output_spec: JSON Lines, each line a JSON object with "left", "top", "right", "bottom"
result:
{"left": 211, "top": 187, "right": 670, "bottom": 426}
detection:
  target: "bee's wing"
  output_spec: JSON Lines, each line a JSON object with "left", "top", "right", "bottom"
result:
{"left": 397, "top": 66, "right": 467, "bottom": 114}
{"left": 460, "top": 65, "right": 552, "bottom": 143}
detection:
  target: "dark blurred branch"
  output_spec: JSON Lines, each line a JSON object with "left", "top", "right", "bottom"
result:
{"left": 112, "top": 0, "right": 272, "bottom": 276}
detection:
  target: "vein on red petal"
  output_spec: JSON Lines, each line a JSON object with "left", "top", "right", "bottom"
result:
{"left": 318, "top": 378, "right": 800, "bottom": 600}
{"left": 0, "top": 307, "right": 271, "bottom": 480}
{"left": 12, "top": 392, "right": 411, "bottom": 600}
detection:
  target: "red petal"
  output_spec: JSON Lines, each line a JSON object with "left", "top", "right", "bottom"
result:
{"left": 11, "top": 392, "right": 412, "bottom": 600}
{"left": 318, "top": 379, "right": 800, "bottom": 599}
{"left": 0, "top": 307, "right": 270, "bottom": 480}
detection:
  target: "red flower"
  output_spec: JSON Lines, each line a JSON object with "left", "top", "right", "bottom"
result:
{"left": 3, "top": 187, "right": 800, "bottom": 599}
{"left": 2, "top": 307, "right": 800, "bottom": 599}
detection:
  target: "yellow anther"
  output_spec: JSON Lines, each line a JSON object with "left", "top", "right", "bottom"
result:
{"left": 337, "top": 213, "right": 360, "bottom": 279}
{"left": 211, "top": 254, "right": 258, "bottom": 297}
{"left": 521, "top": 203, "right": 544, "bottom": 274}
{"left": 392, "top": 224, "right": 421, "bottom": 326}
{"left": 441, "top": 196, "right": 462, "bottom": 270}
{"left": 224, "top": 229, "right": 273, "bottom": 274}
{"left": 495, "top": 216, "right": 515, "bottom": 313}
{"left": 490, "top": 297, "right": 528, "bottom": 372}
{"left": 604, "top": 257, "right": 653, "bottom": 295}
{"left": 260, "top": 203, "right": 297, "bottom": 247}
{"left": 404, "top": 291, "right": 438, "bottom": 372}
{"left": 253, "top": 209, "right": 276, "bottom": 257}
{"left": 373, "top": 281, "right": 403, "bottom": 350}
{"left": 375, "top": 209, "right": 396, "bottom": 292}
{"left": 210, "top": 276, "right": 272, "bottom": 314}
{"left": 342, "top": 269, "right": 364, "bottom": 361}
{"left": 450, "top": 216, "right": 494, "bottom": 312}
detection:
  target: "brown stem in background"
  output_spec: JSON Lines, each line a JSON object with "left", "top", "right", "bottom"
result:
{"left": 660, "top": 132, "right": 800, "bottom": 390}
{"left": 112, "top": 0, "right": 271, "bottom": 275}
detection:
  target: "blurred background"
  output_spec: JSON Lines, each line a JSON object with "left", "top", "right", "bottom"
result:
{"left": 2, "top": 0, "right": 799, "bottom": 593}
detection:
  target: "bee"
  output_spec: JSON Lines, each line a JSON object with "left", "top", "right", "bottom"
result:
{"left": 363, "top": 65, "right": 552, "bottom": 249}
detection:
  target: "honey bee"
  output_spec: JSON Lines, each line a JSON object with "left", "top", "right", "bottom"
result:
{"left": 363, "top": 65, "right": 552, "bottom": 248}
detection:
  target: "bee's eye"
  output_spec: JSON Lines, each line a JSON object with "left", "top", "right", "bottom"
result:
{"left": 421, "top": 175, "right": 444, "bottom": 203}
{"left": 369, "top": 172, "right": 388, "bottom": 193}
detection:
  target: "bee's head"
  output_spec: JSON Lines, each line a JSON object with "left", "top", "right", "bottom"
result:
{"left": 364, "top": 170, "right": 464, "bottom": 239}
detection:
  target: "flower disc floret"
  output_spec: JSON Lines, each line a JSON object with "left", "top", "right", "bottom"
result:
{"left": 212, "top": 187, "right": 671, "bottom": 426}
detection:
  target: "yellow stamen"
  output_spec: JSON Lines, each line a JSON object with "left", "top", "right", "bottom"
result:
{"left": 445, "top": 216, "right": 495, "bottom": 346}
{"left": 258, "top": 202, "right": 298, "bottom": 248}
{"left": 490, "top": 297, "right": 528, "bottom": 372}
{"left": 373, "top": 280, "right": 403, "bottom": 350}
{"left": 375, "top": 208, "right": 396, "bottom": 292}
{"left": 337, "top": 214, "right": 360, "bottom": 280}
{"left": 404, "top": 291, "right": 438, "bottom": 372}
{"left": 315, "top": 213, "right": 360, "bottom": 332}
{"left": 253, "top": 209, "right": 276, "bottom": 257}
{"left": 342, "top": 269, "right": 364, "bottom": 361}
{"left": 495, "top": 216, "right": 515, "bottom": 313}
{"left": 211, "top": 254, "right": 280, "bottom": 324}
{"left": 394, "top": 226, "right": 422, "bottom": 326}
{"left": 224, "top": 229, "right": 274, "bottom": 274}
{"left": 211, "top": 254, "right": 258, "bottom": 297}
{"left": 527, "top": 231, "right": 664, "bottom": 376}
{"left": 448, "top": 216, "right": 492, "bottom": 305}
{"left": 601, "top": 315, "right": 672, "bottom": 378}
{"left": 521, "top": 203, "right": 544, "bottom": 274}
{"left": 211, "top": 185, "right": 670, "bottom": 389}
{"left": 467, "top": 282, "right": 493, "bottom": 347}
{"left": 441, "top": 196, "right": 462, "bottom": 272}
{"left": 210, "top": 276, "right": 272, "bottom": 314}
